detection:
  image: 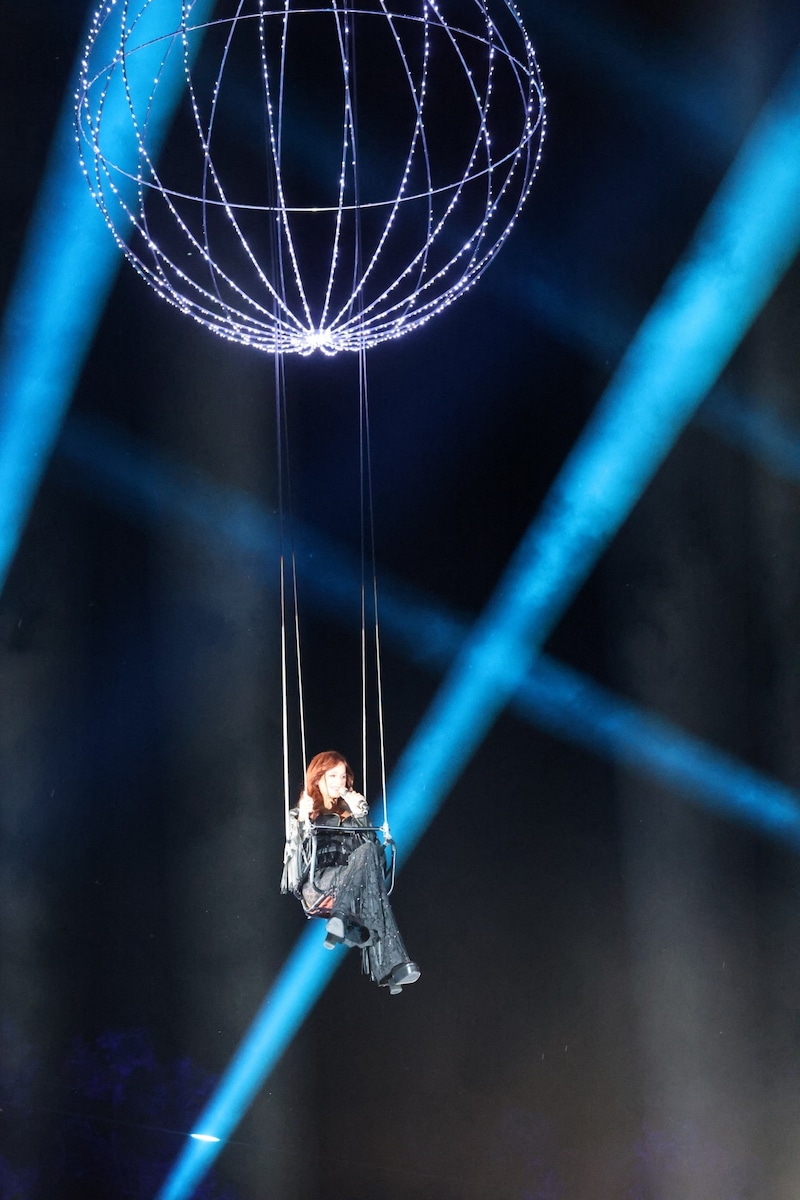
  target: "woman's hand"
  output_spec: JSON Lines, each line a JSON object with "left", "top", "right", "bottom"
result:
{"left": 297, "top": 791, "right": 314, "bottom": 823}
{"left": 344, "top": 789, "right": 368, "bottom": 817}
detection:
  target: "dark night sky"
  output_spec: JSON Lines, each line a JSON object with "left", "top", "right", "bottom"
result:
{"left": 3, "top": 1, "right": 800, "bottom": 1198}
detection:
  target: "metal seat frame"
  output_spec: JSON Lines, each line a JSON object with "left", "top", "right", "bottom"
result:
{"left": 299, "top": 824, "right": 396, "bottom": 919}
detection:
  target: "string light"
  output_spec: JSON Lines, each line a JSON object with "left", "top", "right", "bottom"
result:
{"left": 76, "top": 0, "right": 545, "bottom": 355}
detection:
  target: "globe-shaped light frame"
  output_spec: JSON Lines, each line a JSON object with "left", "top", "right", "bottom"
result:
{"left": 77, "top": 0, "right": 545, "bottom": 355}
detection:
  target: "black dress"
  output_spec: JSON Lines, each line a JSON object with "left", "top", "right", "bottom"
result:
{"left": 291, "top": 809, "right": 413, "bottom": 986}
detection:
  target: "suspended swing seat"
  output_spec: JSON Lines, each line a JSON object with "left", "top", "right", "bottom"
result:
{"left": 299, "top": 824, "right": 395, "bottom": 906}
{"left": 285, "top": 820, "right": 396, "bottom": 943}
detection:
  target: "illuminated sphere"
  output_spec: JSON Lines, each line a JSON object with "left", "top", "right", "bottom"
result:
{"left": 77, "top": 0, "right": 545, "bottom": 355}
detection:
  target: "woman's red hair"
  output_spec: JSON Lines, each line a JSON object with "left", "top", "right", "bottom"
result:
{"left": 304, "top": 751, "right": 354, "bottom": 820}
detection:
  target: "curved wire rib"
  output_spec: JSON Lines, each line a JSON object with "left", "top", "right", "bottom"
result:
{"left": 77, "top": 0, "right": 545, "bottom": 354}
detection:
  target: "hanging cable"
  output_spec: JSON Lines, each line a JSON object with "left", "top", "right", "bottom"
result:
{"left": 275, "top": 354, "right": 308, "bottom": 831}
{"left": 268, "top": 1, "right": 308, "bottom": 831}
{"left": 358, "top": 348, "right": 390, "bottom": 839}
{"left": 275, "top": 361, "right": 292, "bottom": 833}
{"left": 271, "top": 0, "right": 389, "bottom": 839}
{"left": 340, "top": 2, "right": 391, "bottom": 839}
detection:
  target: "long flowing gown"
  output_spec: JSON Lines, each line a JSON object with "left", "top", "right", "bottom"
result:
{"left": 284, "top": 811, "right": 412, "bottom": 985}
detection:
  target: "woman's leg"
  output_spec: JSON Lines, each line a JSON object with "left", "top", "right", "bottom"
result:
{"left": 331, "top": 842, "right": 415, "bottom": 984}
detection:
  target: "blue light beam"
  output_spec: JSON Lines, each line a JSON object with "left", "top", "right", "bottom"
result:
{"left": 0, "top": 0, "right": 214, "bottom": 595}
{"left": 59, "top": 415, "right": 800, "bottom": 853}
{"left": 521, "top": 0, "right": 734, "bottom": 156}
{"left": 385, "top": 45, "right": 800, "bottom": 858}
{"left": 158, "top": 924, "right": 341, "bottom": 1200}
{"left": 55, "top": 414, "right": 800, "bottom": 1200}
{"left": 153, "top": 47, "right": 800, "bottom": 1199}
{"left": 700, "top": 389, "right": 800, "bottom": 484}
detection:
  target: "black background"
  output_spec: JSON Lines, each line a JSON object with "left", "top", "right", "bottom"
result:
{"left": 3, "top": 1, "right": 800, "bottom": 1197}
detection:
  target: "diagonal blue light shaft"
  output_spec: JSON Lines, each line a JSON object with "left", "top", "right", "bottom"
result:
{"left": 385, "top": 45, "right": 800, "bottom": 857}
{"left": 55, "top": 415, "right": 800, "bottom": 1200}
{"left": 0, "top": 0, "right": 214, "bottom": 596}
{"left": 150, "top": 49, "right": 800, "bottom": 1198}
{"left": 519, "top": 658, "right": 800, "bottom": 848}
{"left": 156, "top": 924, "right": 342, "bottom": 1200}
{"left": 507, "top": 246, "right": 800, "bottom": 494}
{"left": 521, "top": 0, "right": 735, "bottom": 156}
{"left": 699, "top": 389, "right": 800, "bottom": 484}
{"left": 59, "top": 415, "right": 800, "bottom": 853}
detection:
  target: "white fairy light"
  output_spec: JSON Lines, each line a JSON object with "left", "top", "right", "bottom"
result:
{"left": 77, "top": 0, "right": 545, "bottom": 356}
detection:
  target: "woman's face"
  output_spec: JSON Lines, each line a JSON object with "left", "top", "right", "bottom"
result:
{"left": 320, "top": 762, "right": 348, "bottom": 802}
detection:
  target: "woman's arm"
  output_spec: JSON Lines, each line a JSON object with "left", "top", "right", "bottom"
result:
{"left": 280, "top": 796, "right": 313, "bottom": 894}
{"left": 297, "top": 791, "right": 314, "bottom": 823}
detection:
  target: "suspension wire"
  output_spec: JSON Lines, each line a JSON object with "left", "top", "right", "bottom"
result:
{"left": 275, "top": 353, "right": 309, "bottom": 815}
{"left": 358, "top": 349, "right": 390, "bottom": 838}
{"left": 345, "top": 9, "right": 391, "bottom": 840}
{"left": 275, "top": 355, "right": 292, "bottom": 833}
{"left": 359, "top": 358, "right": 368, "bottom": 801}
{"left": 340, "top": 5, "right": 389, "bottom": 835}
{"left": 269, "top": 2, "right": 307, "bottom": 828}
{"left": 273, "top": 2, "right": 388, "bottom": 834}
{"left": 340, "top": 5, "right": 367, "bottom": 805}
{"left": 275, "top": 385, "right": 308, "bottom": 789}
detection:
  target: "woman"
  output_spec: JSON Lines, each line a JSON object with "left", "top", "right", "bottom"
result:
{"left": 282, "top": 751, "right": 420, "bottom": 994}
